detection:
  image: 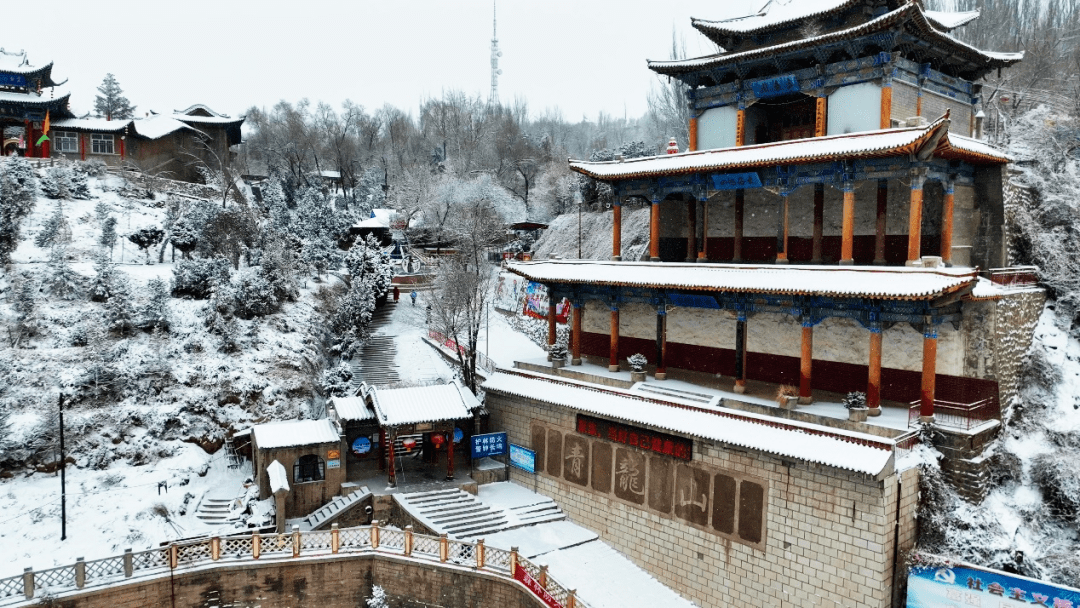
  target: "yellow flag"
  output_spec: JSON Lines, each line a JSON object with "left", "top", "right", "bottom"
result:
{"left": 43, "top": 110, "right": 49, "bottom": 135}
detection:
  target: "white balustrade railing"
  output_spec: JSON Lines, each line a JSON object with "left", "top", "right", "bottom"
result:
{"left": 0, "top": 523, "right": 584, "bottom": 608}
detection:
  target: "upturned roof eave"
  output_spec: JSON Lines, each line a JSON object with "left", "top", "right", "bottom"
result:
{"left": 567, "top": 114, "right": 951, "bottom": 182}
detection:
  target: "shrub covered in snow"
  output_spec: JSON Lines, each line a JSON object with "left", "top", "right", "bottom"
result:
{"left": 172, "top": 258, "right": 232, "bottom": 299}
{"left": 628, "top": 353, "right": 647, "bottom": 372}
{"left": 0, "top": 156, "right": 39, "bottom": 264}
{"left": 843, "top": 391, "right": 867, "bottom": 410}
{"left": 1031, "top": 453, "right": 1080, "bottom": 524}
{"left": 230, "top": 267, "right": 279, "bottom": 319}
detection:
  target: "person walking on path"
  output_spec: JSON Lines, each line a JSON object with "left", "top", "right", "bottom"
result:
{"left": 410, "top": 290, "right": 418, "bottom": 306}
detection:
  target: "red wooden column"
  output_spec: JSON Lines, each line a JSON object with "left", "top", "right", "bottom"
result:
{"left": 387, "top": 431, "right": 397, "bottom": 487}
{"left": 686, "top": 200, "right": 697, "bottom": 262}
{"left": 688, "top": 117, "right": 698, "bottom": 152}
{"left": 798, "top": 321, "right": 813, "bottom": 404}
{"left": 609, "top": 305, "right": 620, "bottom": 372}
{"left": 445, "top": 430, "right": 455, "bottom": 481}
{"left": 734, "top": 315, "right": 748, "bottom": 393}
{"left": 25, "top": 121, "right": 34, "bottom": 158}
{"left": 733, "top": 189, "right": 745, "bottom": 262}
{"left": 612, "top": 201, "right": 622, "bottom": 261}
{"left": 547, "top": 302, "right": 557, "bottom": 358}
{"left": 699, "top": 198, "right": 709, "bottom": 262}
{"left": 920, "top": 328, "right": 938, "bottom": 422}
{"left": 571, "top": 303, "right": 583, "bottom": 365}
{"left": 650, "top": 197, "right": 661, "bottom": 262}
{"left": 811, "top": 184, "right": 824, "bottom": 264}
{"left": 776, "top": 193, "right": 790, "bottom": 264}
{"left": 940, "top": 179, "right": 955, "bottom": 265}
{"left": 867, "top": 328, "right": 883, "bottom": 415}
{"left": 874, "top": 179, "right": 888, "bottom": 265}
{"left": 655, "top": 307, "right": 667, "bottom": 380}
{"left": 378, "top": 428, "right": 387, "bottom": 471}
{"left": 80, "top": 133, "right": 86, "bottom": 161}
{"left": 840, "top": 182, "right": 855, "bottom": 265}
{"left": 907, "top": 170, "right": 927, "bottom": 264}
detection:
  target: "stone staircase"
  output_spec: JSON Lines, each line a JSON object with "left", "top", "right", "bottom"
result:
{"left": 194, "top": 497, "right": 241, "bottom": 526}
{"left": 349, "top": 303, "right": 400, "bottom": 390}
{"left": 395, "top": 488, "right": 566, "bottom": 540}
{"left": 298, "top": 486, "right": 372, "bottom": 531}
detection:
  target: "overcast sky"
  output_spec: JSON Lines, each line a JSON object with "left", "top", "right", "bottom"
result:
{"left": 2, "top": 0, "right": 756, "bottom": 122}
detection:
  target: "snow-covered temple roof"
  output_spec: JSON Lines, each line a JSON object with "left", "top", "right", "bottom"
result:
{"left": 360, "top": 381, "right": 481, "bottom": 428}
{"left": 482, "top": 368, "right": 896, "bottom": 477}
{"left": 131, "top": 115, "right": 205, "bottom": 140}
{"left": 922, "top": 9, "right": 980, "bottom": 30}
{"left": 692, "top": 0, "right": 857, "bottom": 38}
{"left": 330, "top": 396, "right": 377, "bottom": 422}
{"left": 506, "top": 260, "right": 979, "bottom": 301}
{"left": 653, "top": 4, "right": 1021, "bottom": 78}
{"left": 52, "top": 117, "right": 130, "bottom": 133}
{"left": 0, "top": 89, "right": 70, "bottom": 107}
{"left": 252, "top": 419, "right": 341, "bottom": 449}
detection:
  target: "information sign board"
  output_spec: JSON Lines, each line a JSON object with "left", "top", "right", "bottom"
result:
{"left": 509, "top": 444, "right": 536, "bottom": 473}
{"left": 471, "top": 432, "right": 507, "bottom": 459}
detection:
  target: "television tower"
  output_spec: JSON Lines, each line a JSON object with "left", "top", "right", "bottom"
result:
{"left": 489, "top": 2, "right": 503, "bottom": 106}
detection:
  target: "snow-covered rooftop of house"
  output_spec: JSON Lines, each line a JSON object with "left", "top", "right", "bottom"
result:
{"left": 507, "top": 259, "right": 978, "bottom": 301}
{"left": 172, "top": 113, "right": 243, "bottom": 125}
{"left": 482, "top": 369, "right": 895, "bottom": 476}
{"left": 571, "top": 118, "right": 946, "bottom": 181}
{"left": 0, "top": 49, "right": 50, "bottom": 74}
{"left": 367, "top": 381, "right": 480, "bottom": 427}
{"left": 51, "top": 117, "right": 131, "bottom": 133}
{"left": 353, "top": 208, "right": 394, "bottom": 230}
{"left": 0, "top": 89, "right": 69, "bottom": 106}
{"left": 968, "top": 276, "right": 1044, "bottom": 300}
{"left": 943, "top": 133, "right": 1011, "bottom": 163}
{"left": 132, "top": 115, "right": 203, "bottom": 140}
{"left": 923, "top": 9, "right": 981, "bottom": 30}
{"left": 252, "top": 419, "right": 340, "bottom": 449}
{"left": 267, "top": 460, "right": 290, "bottom": 493}
{"left": 330, "top": 396, "right": 376, "bottom": 421}
{"left": 654, "top": 5, "right": 1021, "bottom": 75}
{"left": 692, "top": 0, "right": 855, "bottom": 36}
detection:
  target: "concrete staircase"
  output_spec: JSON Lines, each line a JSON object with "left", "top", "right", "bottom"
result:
{"left": 349, "top": 303, "right": 400, "bottom": 391}
{"left": 298, "top": 486, "right": 372, "bottom": 531}
{"left": 395, "top": 488, "right": 566, "bottom": 540}
{"left": 194, "top": 497, "right": 241, "bottom": 526}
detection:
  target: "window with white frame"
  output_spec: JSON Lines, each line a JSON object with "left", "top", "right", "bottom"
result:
{"left": 54, "top": 131, "right": 78, "bottom": 154}
{"left": 90, "top": 133, "right": 115, "bottom": 155}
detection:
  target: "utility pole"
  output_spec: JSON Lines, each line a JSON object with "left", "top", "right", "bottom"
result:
{"left": 58, "top": 392, "right": 67, "bottom": 541}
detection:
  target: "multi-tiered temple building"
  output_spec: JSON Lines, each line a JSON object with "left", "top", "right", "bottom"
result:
{"left": 482, "top": 2, "right": 1045, "bottom": 606}
{"left": 0, "top": 49, "right": 73, "bottom": 157}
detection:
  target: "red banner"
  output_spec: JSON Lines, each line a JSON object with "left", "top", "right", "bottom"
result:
{"left": 514, "top": 564, "right": 563, "bottom": 608}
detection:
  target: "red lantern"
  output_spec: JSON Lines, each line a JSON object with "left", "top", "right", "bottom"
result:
{"left": 402, "top": 438, "right": 417, "bottom": 452}
{"left": 431, "top": 434, "right": 445, "bottom": 448}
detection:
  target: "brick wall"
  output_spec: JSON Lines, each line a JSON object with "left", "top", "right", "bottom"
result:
{"left": 40, "top": 554, "right": 544, "bottom": 608}
{"left": 488, "top": 390, "right": 918, "bottom": 608}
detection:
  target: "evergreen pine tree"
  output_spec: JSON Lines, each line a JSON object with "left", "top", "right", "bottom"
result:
{"left": 10, "top": 273, "right": 38, "bottom": 346}
{"left": 94, "top": 73, "right": 135, "bottom": 120}
{"left": 0, "top": 157, "right": 40, "bottom": 264}
{"left": 89, "top": 249, "right": 114, "bottom": 302}
{"left": 104, "top": 274, "right": 136, "bottom": 337}
{"left": 170, "top": 215, "right": 199, "bottom": 260}
{"left": 34, "top": 202, "right": 67, "bottom": 249}
{"left": 100, "top": 216, "right": 118, "bottom": 257}
{"left": 45, "top": 243, "right": 81, "bottom": 300}
{"left": 142, "top": 278, "right": 170, "bottom": 330}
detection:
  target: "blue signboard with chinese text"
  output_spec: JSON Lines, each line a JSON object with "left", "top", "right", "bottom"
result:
{"left": 751, "top": 74, "right": 800, "bottom": 99}
{"left": 711, "top": 172, "right": 763, "bottom": 191}
{"left": 509, "top": 444, "right": 536, "bottom": 474}
{"left": 471, "top": 432, "right": 507, "bottom": 459}
{"left": 908, "top": 558, "right": 1080, "bottom": 607}
{"left": 0, "top": 74, "right": 27, "bottom": 87}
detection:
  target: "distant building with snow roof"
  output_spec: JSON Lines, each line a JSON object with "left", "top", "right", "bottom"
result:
{"left": 481, "top": 2, "right": 1045, "bottom": 607}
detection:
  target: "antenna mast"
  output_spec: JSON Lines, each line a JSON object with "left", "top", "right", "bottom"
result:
{"left": 489, "top": 1, "right": 502, "bottom": 106}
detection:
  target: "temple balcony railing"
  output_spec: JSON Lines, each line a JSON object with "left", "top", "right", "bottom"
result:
{"left": 987, "top": 266, "right": 1039, "bottom": 287}
{"left": 907, "top": 397, "right": 1000, "bottom": 431}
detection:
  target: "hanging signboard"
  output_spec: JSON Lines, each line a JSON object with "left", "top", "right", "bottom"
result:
{"left": 711, "top": 172, "right": 762, "bottom": 191}
{"left": 514, "top": 564, "right": 563, "bottom": 608}
{"left": 0, "top": 74, "right": 27, "bottom": 87}
{"left": 509, "top": 444, "right": 536, "bottom": 473}
{"left": 907, "top": 555, "right": 1080, "bottom": 607}
{"left": 751, "top": 74, "right": 800, "bottom": 99}
{"left": 471, "top": 432, "right": 507, "bottom": 459}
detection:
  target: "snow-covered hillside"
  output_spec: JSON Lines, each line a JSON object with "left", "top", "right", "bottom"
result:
{"left": 0, "top": 160, "right": 335, "bottom": 575}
